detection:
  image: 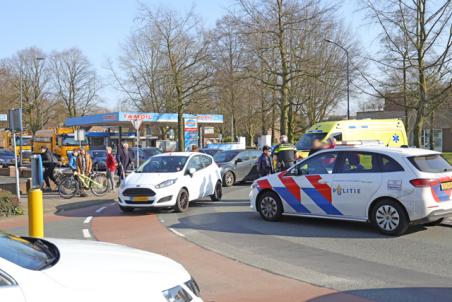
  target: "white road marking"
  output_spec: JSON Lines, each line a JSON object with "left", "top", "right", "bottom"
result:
{"left": 96, "top": 206, "right": 107, "bottom": 213}
{"left": 169, "top": 228, "right": 185, "bottom": 238}
{"left": 84, "top": 216, "right": 93, "bottom": 224}
{"left": 160, "top": 219, "right": 165, "bottom": 223}
{"left": 82, "top": 229, "right": 92, "bottom": 238}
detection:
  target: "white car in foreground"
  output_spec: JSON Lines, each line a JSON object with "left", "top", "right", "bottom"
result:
{"left": 250, "top": 146, "right": 452, "bottom": 235}
{"left": 0, "top": 232, "right": 202, "bottom": 302}
{"left": 118, "top": 152, "right": 222, "bottom": 212}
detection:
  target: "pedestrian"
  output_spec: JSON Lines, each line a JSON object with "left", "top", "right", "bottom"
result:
{"left": 116, "top": 143, "right": 133, "bottom": 182}
{"left": 272, "top": 135, "right": 297, "bottom": 172}
{"left": 39, "top": 146, "right": 59, "bottom": 191}
{"left": 76, "top": 148, "right": 92, "bottom": 197}
{"left": 68, "top": 149, "right": 78, "bottom": 172}
{"left": 105, "top": 146, "right": 117, "bottom": 190}
{"left": 257, "top": 145, "right": 274, "bottom": 177}
{"left": 191, "top": 145, "right": 200, "bottom": 152}
{"left": 308, "top": 138, "right": 323, "bottom": 156}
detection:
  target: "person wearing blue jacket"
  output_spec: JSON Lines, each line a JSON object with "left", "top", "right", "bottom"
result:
{"left": 68, "top": 149, "right": 79, "bottom": 171}
{"left": 257, "top": 145, "right": 274, "bottom": 177}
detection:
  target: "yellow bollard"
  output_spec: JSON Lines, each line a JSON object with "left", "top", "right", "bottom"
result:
{"left": 28, "top": 188, "right": 44, "bottom": 238}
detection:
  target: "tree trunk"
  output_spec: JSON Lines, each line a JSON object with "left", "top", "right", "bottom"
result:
{"left": 413, "top": 0, "right": 427, "bottom": 148}
{"left": 277, "top": 0, "right": 289, "bottom": 137}
{"left": 429, "top": 111, "right": 434, "bottom": 150}
{"left": 287, "top": 103, "right": 294, "bottom": 142}
{"left": 177, "top": 102, "right": 184, "bottom": 151}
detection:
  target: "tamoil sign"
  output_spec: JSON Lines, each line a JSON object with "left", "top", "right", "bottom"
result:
{"left": 122, "top": 113, "right": 152, "bottom": 121}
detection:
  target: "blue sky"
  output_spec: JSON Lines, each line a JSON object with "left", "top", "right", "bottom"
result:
{"left": 0, "top": 0, "right": 378, "bottom": 109}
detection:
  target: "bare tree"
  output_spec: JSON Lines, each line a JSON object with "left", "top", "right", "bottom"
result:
{"left": 363, "top": 0, "right": 452, "bottom": 147}
{"left": 4, "top": 48, "right": 53, "bottom": 134}
{"left": 50, "top": 48, "right": 100, "bottom": 117}
{"left": 134, "top": 6, "right": 212, "bottom": 151}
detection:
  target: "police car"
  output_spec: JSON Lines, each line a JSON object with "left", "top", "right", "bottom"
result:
{"left": 250, "top": 145, "right": 452, "bottom": 235}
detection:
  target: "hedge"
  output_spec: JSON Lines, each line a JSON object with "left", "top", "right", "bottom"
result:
{"left": 0, "top": 190, "right": 23, "bottom": 217}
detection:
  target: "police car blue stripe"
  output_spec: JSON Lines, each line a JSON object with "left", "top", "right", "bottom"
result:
{"left": 432, "top": 185, "right": 450, "bottom": 202}
{"left": 302, "top": 188, "right": 343, "bottom": 215}
{"left": 273, "top": 187, "right": 311, "bottom": 214}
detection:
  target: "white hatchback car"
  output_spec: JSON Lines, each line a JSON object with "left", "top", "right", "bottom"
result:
{"left": 118, "top": 152, "right": 222, "bottom": 212}
{"left": 0, "top": 232, "right": 202, "bottom": 302}
{"left": 250, "top": 146, "right": 452, "bottom": 235}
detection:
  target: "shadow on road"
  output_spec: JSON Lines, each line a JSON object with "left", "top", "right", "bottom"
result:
{"left": 308, "top": 287, "right": 452, "bottom": 302}
{"left": 169, "top": 210, "right": 430, "bottom": 239}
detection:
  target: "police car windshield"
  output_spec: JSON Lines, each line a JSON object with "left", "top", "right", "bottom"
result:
{"left": 296, "top": 133, "right": 327, "bottom": 150}
{"left": 408, "top": 154, "right": 452, "bottom": 173}
{"left": 137, "top": 156, "right": 188, "bottom": 173}
{"left": 214, "top": 150, "right": 241, "bottom": 163}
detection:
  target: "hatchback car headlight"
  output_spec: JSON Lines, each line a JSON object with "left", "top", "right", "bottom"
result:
{"left": 162, "top": 285, "right": 192, "bottom": 302}
{"left": 156, "top": 179, "right": 177, "bottom": 189}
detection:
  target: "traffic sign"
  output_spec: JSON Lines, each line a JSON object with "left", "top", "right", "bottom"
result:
{"left": 131, "top": 119, "right": 143, "bottom": 130}
{"left": 8, "top": 109, "right": 22, "bottom": 131}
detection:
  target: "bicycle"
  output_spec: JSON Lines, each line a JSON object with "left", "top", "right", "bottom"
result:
{"left": 58, "top": 171, "right": 109, "bottom": 199}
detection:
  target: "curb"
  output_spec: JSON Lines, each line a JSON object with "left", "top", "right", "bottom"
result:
{"left": 55, "top": 199, "right": 114, "bottom": 214}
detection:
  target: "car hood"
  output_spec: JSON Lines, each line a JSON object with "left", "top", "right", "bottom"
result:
{"left": 44, "top": 239, "right": 190, "bottom": 291}
{"left": 124, "top": 172, "right": 181, "bottom": 187}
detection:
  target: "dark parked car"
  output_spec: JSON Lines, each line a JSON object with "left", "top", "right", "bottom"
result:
{"left": 200, "top": 148, "right": 222, "bottom": 157}
{"left": 0, "top": 149, "right": 16, "bottom": 167}
{"left": 132, "top": 147, "right": 162, "bottom": 165}
{"left": 213, "top": 149, "right": 261, "bottom": 187}
{"left": 89, "top": 150, "right": 108, "bottom": 171}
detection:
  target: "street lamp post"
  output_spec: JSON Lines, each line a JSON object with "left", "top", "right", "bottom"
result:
{"left": 325, "top": 39, "right": 350, "bottom": 120}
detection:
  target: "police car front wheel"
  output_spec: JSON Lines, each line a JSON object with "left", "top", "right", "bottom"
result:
{"left": 371, "top": 199, "right": 409, "bottom": 236}
{"left": 258, "top": 191, "right": 283, "bottom": 221}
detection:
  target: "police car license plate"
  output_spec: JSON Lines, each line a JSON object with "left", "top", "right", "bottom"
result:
{"left": 441, "top": 181, "right": 452, "bottom": 191}
{"left": 132, "top": 196, "right": 148, "bottom": 202}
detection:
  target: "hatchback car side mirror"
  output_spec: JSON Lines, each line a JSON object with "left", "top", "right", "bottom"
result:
{"left": 188, "top": 168, "right": 196, "bottom": 176}
{"left": 235, "top": 158, "right": 243, "bottom": 164}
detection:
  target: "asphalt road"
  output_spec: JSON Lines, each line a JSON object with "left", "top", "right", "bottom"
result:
{"left": 161, "top": 184, "right": 452, "bottom": 302}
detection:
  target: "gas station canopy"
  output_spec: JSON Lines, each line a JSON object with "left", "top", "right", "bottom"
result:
{"left": 65, "top": 112, "right": 224, "bottom": 127}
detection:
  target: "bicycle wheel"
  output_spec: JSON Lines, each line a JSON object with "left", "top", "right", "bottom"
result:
{"left": 90, "top": 173, "right": 109, "bottom": 196}
{"left": 58, "top": 176, "right": 77, "bottom": 199}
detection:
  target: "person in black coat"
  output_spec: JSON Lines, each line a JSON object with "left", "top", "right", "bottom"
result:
{"left": 40, "top": 146, "right": 59, "bottom": 191}
{"left": 116, "top": 143, "right": 133, "bottom": 180}
{"left": 257, "top": 145, "right": 274, "bottom": 177}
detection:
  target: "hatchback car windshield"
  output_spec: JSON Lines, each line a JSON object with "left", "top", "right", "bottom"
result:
{"left": 296, "top": 133, "right": 328, "bottom": 150}
{"left": 0, "top": 232, "right": 58, "bottom": 270}
{"left": 137, "top": 156, "right": 188, "bottom": 173}
{"left": 214, "top": 150, "right": 241, "bottom": 163}
{"left": 408, "top": 154, "right": 452, "bottom": 173}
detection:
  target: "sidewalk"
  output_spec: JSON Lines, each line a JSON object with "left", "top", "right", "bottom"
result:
{"left": 0, "top": 190, "right": 116, "bottom": 223}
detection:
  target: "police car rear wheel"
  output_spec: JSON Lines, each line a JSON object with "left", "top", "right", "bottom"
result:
{"left": 372, "top": 200, "right": 408, "bottom": 236}
{"left": 258, "top": 191, "right": 283, "bottom": 221}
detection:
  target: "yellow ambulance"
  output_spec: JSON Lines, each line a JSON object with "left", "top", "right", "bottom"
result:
{"left": 296, "top": 119, "right": 408, "bottom": 158}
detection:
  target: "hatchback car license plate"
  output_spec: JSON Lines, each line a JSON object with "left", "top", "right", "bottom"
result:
{"left": 132, "top": 196, "right": 148, "bottom": 202}
{"left": 441, "top": 181, "right": 452, "bottom": 191}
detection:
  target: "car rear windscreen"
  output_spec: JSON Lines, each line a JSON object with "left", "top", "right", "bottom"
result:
{"left": 408, "top": 154, "right": 452, "bottom": 173}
